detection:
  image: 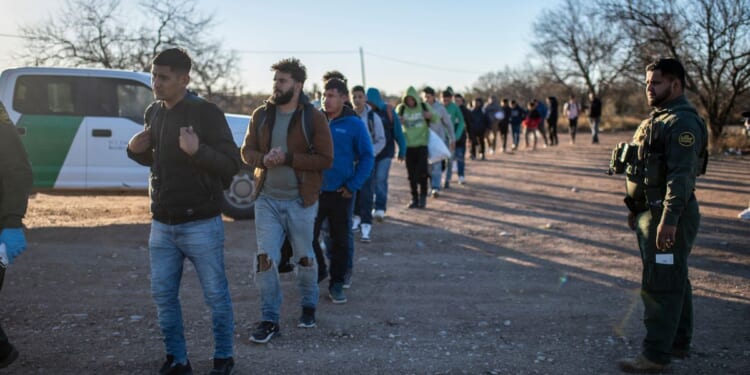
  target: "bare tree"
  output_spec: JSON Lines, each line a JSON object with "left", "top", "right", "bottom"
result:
{"left": 19, "top": 0, "right": 239, "bottom": 98}
{"left": 602, "top": 0, "right": 750, "bottom": 148}
{"left": 531, "top": 0, "right": 635, "bottom": 97}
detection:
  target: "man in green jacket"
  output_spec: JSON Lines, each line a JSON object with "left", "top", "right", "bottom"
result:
{"left": 0, "top": 100, "right": 33, "bottom": 369}
{"left": 618, "top": 58, "right": 708, "bottom": 373}
{"left": 396, "top": 86, "right": 438, "bottom": 208}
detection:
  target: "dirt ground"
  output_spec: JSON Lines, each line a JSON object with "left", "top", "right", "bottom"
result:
{"left": 1, "top": 131, "right": 749, "bottom": 374}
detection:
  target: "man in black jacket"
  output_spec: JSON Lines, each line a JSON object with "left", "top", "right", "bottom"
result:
{"left": 127, "top": 48, "right": 240, "bottom": 375}
{"left": 588, "top": 92, "right": 602, "bottom": 144}
{"left": 0, "top": 100, "right": 33, "bottom": 370}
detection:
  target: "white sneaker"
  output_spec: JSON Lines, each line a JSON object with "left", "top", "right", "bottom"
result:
{"left": 360, "top": 224, "right": 371, "bottom": 243}
{"left": 739, "top": 207, "right": 750, "bottom": 220}
{"left": 352, "top": 215, "right": 361, "bottom": 232}
{"left": 458, "top": 176, "right": 466, "bottom": 185}
{"left": 373, "top": 210, "right": 385, "bottom": 222}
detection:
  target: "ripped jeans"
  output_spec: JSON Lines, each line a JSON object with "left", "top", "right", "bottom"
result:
{"left": 253, "top": 195, "right": 319, "bottom": 323}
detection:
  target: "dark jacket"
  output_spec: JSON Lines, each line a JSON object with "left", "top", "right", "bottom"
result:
{"left": 470, "top": 106, "right": 487, "bottom": 134}
{"left": 0, "top": 101, "right": 33, "bottom": 229}
{"left": 457, "top": 104, "right": 472, "bottom": 146}
{"left": 128, "top": 93, "right": 241, "bottom": 224}
{"left": 241, "top": 99, "right": 333, "bottom": 207}
{"left": 589, "top": 98, "right": 602, "bottom": 118}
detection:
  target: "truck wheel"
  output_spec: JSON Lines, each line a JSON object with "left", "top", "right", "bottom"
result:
{"left": 221, "top": 169, "right": 255, "bottom": 220}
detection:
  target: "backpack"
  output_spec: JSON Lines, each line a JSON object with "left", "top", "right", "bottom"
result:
{"left": 254, "top": 100, "right": 316, "bottom": 154}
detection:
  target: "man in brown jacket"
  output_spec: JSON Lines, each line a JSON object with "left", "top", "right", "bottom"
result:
{"left": 240, "top": 58, "right": 333, "bottom": 344}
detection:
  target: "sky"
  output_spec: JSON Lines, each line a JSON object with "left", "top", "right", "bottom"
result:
{"left": 0, "top": 0, "right": 555, "bottom": 96}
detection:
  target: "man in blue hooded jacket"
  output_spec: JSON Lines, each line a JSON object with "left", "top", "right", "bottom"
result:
{"left": 366, "top": 88, "right": 407, "bottom": 221}
{"left": 312, "top": 78, "right": 374, "bottom": 304}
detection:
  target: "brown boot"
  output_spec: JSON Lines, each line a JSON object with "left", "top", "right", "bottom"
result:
{"left": 617, "top": 354, "right": 668, "bottom": 373}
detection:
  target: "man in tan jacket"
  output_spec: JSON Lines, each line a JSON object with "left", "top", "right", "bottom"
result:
{"left": 240, "top": 58, "right": 333, "bottom": 344}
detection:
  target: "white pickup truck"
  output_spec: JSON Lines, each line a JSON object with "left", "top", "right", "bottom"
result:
{"left": 0, "top": 67, "right": 255, "bottom": 219}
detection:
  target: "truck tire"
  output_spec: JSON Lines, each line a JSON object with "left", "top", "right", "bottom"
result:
{"left": 221, "top": 168, "right": 255, "bottom": 220}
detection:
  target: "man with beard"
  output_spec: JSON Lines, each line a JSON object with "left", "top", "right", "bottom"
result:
{"left": 617, "top": 58, "right": 708, "bottom": 373}
{"left": 312, "top": 78, "right": 373, "bottom": 304}
{"left": 127, "top": 48, "right": 242, "bottom": 375}
{"left": 240, "top": 58, "right": 333, "bottom": 343}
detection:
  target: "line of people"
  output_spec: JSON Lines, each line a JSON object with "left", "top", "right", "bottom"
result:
{"left": 467, "top": 93, "right": 603, "bottom": 159}
{"left": 124, "top": 52, "right": 426, "bottom": 375}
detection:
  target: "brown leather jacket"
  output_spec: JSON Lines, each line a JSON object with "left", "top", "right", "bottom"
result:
{"left": 240, "top": 101, "right": 333, "bottom": 207}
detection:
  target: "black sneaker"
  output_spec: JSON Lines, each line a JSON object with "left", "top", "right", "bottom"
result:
{"left": 407, "top": 199, "right": 419, "bottom": 209}
{"left": 160, "top": 357, "right": 193, "bottom": 375}
{"left": 208, "top": 357, "right": 235, "bottom": 375}
{"left": 250, "top": 321, "right": 279, "bottom": 344}
{"left": 297, "top": 307, "right": 316, "bottom": 328}
{"left": 0, "top": 344, "right": 18, "bottom": 369}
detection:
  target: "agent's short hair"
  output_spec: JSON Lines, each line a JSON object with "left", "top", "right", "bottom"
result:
{"left": 442, "top": 90, "right": 453, "bottom": 98}
{"left": 647, "top": 58, "right": 686, "bottom": 89}
{"left": 351, "top": 85, "right": 365, "bottom": 94}
{"left": 152, "top": 48, "right": 192, "bottom": 74}
{"left": 422, "top": 86, "right": 436, "bottom": 96}
{"left": 271, "top": 58, "right": 307, "bottom": 84}
{"left": 324, "top": 78, "right": 348, "bottom": 96}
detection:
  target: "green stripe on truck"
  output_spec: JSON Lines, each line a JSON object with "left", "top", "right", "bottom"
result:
{"left": 17, "top": 114, "right": 84, "bottom": 188}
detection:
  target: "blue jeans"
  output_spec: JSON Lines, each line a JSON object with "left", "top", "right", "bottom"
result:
{"left": 254, "top": 196, "right": 319, "bottom": 323}
{"left": 373, "top": 157, "right": 393, "bottom": 212}
{"left": 149, "top": 216, "right": 234, "bottom": 363}
{"left": 444, "top": 147, "right": 465, "bottom": 184}
{"left": 430, "top": 162, "right": 443, "bottom": 190}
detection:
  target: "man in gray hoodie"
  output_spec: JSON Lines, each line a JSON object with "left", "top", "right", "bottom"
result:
{"left": 421, "top": 87, "right": 454, "bottom": 198}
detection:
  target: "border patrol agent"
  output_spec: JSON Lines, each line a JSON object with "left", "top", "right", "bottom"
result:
{"left": 0, "top": 100, "right": 33, "bottom": 369}
{"left": 616, "top": 58, "right": 708, "bottom": 373}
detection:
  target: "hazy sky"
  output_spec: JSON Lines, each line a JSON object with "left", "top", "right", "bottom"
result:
{"left": 0, "top": 0, "right": 555, "bottom": 95}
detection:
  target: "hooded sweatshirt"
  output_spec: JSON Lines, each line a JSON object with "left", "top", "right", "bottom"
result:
{"left": 321, "top": 106, "right": 375, "bottom": 193}
{"left": 428, "top": 100, "right": 456, "bottom": 146}
{"left": 395, "top": 86, "right": 438, "bottom": 148}
{"left": 444, "top": 101, "right": 466, "bottom": 146}
{"left": 356, "top": 103, "right": 386, "bottom": 156}
{"left": 366, "top": 88, "right": 407, "bottom": 160}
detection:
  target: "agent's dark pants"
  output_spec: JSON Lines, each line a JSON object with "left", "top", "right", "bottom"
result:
{"left": 406, "top": 146, "right": 429, "bottom": 201}
{"left": 0, "top": 324, "right": 11, "bottom": 359}
{"left": 635, "top": 198, "right": 699, "bottom": 365}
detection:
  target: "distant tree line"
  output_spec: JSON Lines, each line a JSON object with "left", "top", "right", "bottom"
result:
{"left": 470, "top": 0, "right": 749, "bottom": 149}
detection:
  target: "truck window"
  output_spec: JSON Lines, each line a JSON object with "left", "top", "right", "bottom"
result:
{"left": 13, "top": 75, "right": 84, "bottom": 116}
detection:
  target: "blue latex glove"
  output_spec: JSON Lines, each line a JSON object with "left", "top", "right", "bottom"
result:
{"left": 0, "top": 228, "right": 27, "bottom": 265}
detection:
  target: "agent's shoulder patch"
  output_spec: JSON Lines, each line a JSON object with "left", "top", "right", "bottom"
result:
{"left": 678, "top": 132, "right": 695, "bottom": 147}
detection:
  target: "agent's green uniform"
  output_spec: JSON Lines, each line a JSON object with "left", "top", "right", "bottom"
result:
{"left": 625, "top": 95, "right": 707, "bottom": 365}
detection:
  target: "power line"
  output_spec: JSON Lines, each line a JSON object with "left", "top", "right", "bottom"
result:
{"left": 234, "top": 48, "right": 483, "bottom": 75}
{"left": 364, "top": 51, "right": 482, "bottom": 75}
{"left": 0, "top": 33, "right": 26, "bottom": 39}
{"left": 235, "top": 49, "right": 356, "bottom": 55}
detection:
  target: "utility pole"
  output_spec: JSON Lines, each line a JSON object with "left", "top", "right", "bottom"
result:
{"left": 359, "top": 46, "right": 366, "bottom": 88}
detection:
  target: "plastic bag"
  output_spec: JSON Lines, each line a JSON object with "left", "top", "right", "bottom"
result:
{"left": 428, "top": 129, "right": 451, "bottom": 164}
